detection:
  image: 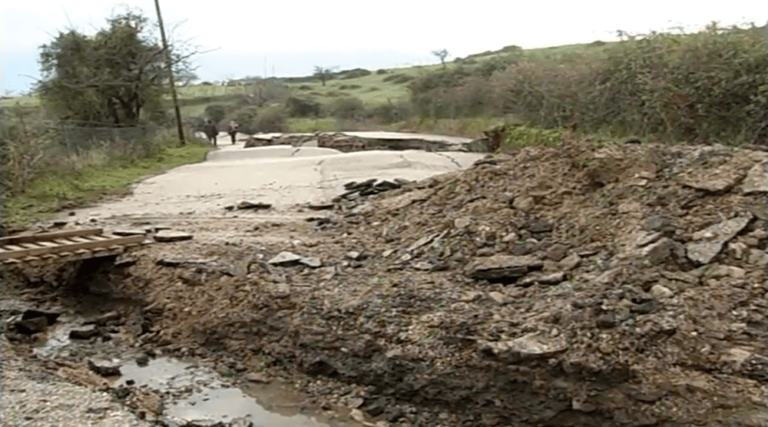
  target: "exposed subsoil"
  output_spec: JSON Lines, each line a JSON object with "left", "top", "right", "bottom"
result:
{"left": 3, "top": 138, "right": 768, "bottom": 426}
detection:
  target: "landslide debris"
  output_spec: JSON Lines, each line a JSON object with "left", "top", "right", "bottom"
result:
{"left": 126, "top": 139, "right": 767, "bottom": 427}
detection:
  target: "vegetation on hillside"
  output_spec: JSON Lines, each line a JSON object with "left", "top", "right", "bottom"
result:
{"left": 0, "top": 8, "right": 208, "bottom": 229}
{"left": 158, "top": 22, "right": 768, "bottom": 146}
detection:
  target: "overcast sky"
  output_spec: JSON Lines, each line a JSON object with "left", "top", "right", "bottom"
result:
{"left": 1, "top": 1, "right": 766, "bottom": 95}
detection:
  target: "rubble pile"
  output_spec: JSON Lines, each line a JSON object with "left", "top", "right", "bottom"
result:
{"left": 130, "top": 139, "right": 767, "bottom": 426}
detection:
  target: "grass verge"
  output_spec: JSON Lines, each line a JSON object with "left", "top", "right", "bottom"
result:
{"left": 2, "top": 139, "right": 211, "bottom": 228}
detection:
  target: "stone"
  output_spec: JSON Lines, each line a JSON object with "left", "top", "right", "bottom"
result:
{"left": 236, "top": 201, "right": 272, "bottom": 210}
{"left": 741, "top": 161, "right": 768, "bottom": 194}
{"left": 382, "top": 249, "right": 395, "bottom": 258}
{"left": 513, "top": 196, "right": 535, "bottom": 212}
{"left": 153, "top": 231, "right": 193, "bottom": 243}
{"left": 558, "top": 253, "right": 581, "bottom": 271}
{"left": 480, "top": 333, "right": 567, "bottom": 363}
{"left": 686, "top": 216, "right": 753, "bottom": 264}
{"left": 273, "top": 283, "right": 291, "bottom": 298}
{"left": 412, "top": 261, "right": 433, "bottom": 271}
{"left": 136, "top": 354, "right": 150, "bottom": 367}
{"left": 660, "top": 270, "right": 698, "bottom": 285}
{"left": 299, "top": 257, "right": 322, "bottom": 268}
{"left": 13, "top": 316, "right": 49, "bottom": 334}
{"left": 501, "top": 232, "right": 518, "bottom": 243}
{"left": 307, "top": 203, "right": 334, "bottom": 211}
{"left": 465, "top": 255, "right": 543, "bottom": 282}
{"left": 88, "top": 359, "right": 122, "bottom": 377}
{"left": 641, "top": 238, "right": 678, "bottom": 266}
{"left": 156, "top": 257, "right": 215, "bottom": 267}
{"left": 69, "top": 325, "right": 100, "bottom": 340}
{"left": 245, "top": 372, "right": 270, "bottom": 383}
{"left": 407, "top": 233, "right": 439, "bottom": 252}
{"left": 545, "top": 244, "right": 568, "bottom": 261}
{"left": 346, "top": 251, "right": 362, "bottom": 260}
{"left": 488, "top": 291, "right": 509, "bottom": 305}
{"left": 748, "top": 249, "right": 768, "bottom": 267}
{"left": 643, "top": 215, "right": 671, "bottom": 232}
{"left": 706, "top": 265, "right": 747, "bottom": 280}
{"left": 596, "top": 314, "right": 617, "bottom": 329}
{"left": 635, "top": 232, "right": 664, "bottom": 248}
{"left": 268, "top": 251, "right": 302, "bottom": 266}
{"left": 112, "top": 229, "right": 146, "bottom": 237}
{"left": 21, "top": 309, "right": 61, "bottom": 325}
{"left": 650, "top": 284, "right": 674, "bottom": 299}
{"left": 86, "top": 311, "right": 121, "bottom": 326}
{"left": 680, "top": 162, "right": 747, "bottom": 192}
{"left": 727, "top": 241, "right": 748, "bottom": 259}
{"left": 454, "top": 217, "right": 472, "bottom": 230}
{"left": 517, "top": 272, "right": 565, "bottom": 287}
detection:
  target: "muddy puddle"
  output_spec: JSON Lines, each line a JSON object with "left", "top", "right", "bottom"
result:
{"left": 29, "top": 319, "right": 361, "bottom": 427}
{"left": 117, "top": 357, "right": 362, "bottom": 427}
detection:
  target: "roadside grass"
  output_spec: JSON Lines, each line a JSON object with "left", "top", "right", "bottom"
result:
{"left": 3, "top": 135, "right": 211, "bottom": 228}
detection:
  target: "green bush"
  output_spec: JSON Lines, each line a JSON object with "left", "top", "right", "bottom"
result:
{"left": 407, "top": 23, "right": 768, "bottom": 144}
{"left": 255, "top": 106, "right": 287, "bottom": 132}
{"left": 339, "top": 68, "right": 372, "bottom": 79}
{"left": 231, "top": 107, "right": 259, "bottom": 134}
{"left": 204, "top": 104, "right": 227, "bottom": 123}
{"left": 382, "top": 74, "right": 414, "bottom": 84}
{"left": 370, "top": 101, "right": 411, "bottom": 124}
{"left": 502, "top": 125, "right": 563, "bottom": 148}
{"left": 286, "top": 96, "right": 321, "bottom": 117}
{"left": 376, "top": 69, "right": 388, "bottom": 75}
{"left": 330, "top": 97, "right": 367, "bottom": 121}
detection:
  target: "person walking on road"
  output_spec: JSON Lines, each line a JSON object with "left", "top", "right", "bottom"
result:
{"left": 228, "top": 120, "right": 240, "bottom": 145}
{"left": 203, "top": 119, "right": 218, "bottom": 147}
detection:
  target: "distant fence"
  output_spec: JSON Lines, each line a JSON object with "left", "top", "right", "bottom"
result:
{"left": 54, "top": 122, "right": 160, "bottom": 157}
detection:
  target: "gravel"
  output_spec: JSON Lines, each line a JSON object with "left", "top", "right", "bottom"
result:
{"left": 1, "top": 339, "right": 150, "bottom": 427}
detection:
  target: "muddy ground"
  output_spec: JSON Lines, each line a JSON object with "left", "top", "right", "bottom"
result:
{"left": 2, "top": 136, "right": 768, "bottom": 427}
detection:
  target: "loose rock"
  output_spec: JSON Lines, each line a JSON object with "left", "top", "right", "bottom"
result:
{"left": 153, "top": 231, "right": 194, "bottom": 243}
{"left": 70, "top": 325, "right": 100, "bottom": 340}
{"left": 466, "top": 255, "right": 543, "bottom": 282}
{"left": 236, "top": 201, "right": 272, "bottom": 210}
{"left": 88, "top": 359, "right": 122, "bottom": 377}
{"left": 686, "top": 216, "right": 752, "bottom": 264}
{"left": 268, "top": 251, "right": 303, "bottom": 266}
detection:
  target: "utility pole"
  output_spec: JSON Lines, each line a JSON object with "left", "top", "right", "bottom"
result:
{"left": 264, "top": 57, "right": 267, "bottom": 79}
{"left": 154, "top": 0, "right": 185, "bottom": 146}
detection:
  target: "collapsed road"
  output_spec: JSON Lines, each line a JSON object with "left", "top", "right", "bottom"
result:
{"left": 2, "top": 133, "right": 767, "bottom": 427}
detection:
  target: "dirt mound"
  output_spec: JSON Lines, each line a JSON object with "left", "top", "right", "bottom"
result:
{"left": 127, "top": 139, "right": 767, "bottom": 426}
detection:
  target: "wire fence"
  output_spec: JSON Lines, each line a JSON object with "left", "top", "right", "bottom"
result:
{"left": 55, "top": 122, "right": 160, "bottom": 157}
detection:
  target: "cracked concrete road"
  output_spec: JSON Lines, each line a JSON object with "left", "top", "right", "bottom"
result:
{"left": 59, "top": 136, "right": 485, "bottom": 221}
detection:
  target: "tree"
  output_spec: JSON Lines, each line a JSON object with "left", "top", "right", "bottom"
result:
{"left": 35, "top": 9, "right": 195, "bottom": 126}
{"left": 204, "top": 104, "right": 227, "bottom": 124}
{"left": 313, "top": 66, "right": 338, "bottom": 86}
{"left": 432, "top": 49, "right": 449, "bottom": 68}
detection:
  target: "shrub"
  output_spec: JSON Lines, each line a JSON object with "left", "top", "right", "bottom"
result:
{"left": 339, "top": 68, "right": 372, "bottom": 79}
{"left": 255, "top": 106, "right": 287, "bottom": 133}
{"left": 330, "top": 97, "right": 367, "bottom": 121}
{"left": 286, "top": 96, "right": 321, "bottom": 117}
{"left": 298, "top": 84, "right": 313, "bottom": 91}
{"left": 370, "top": 101, "right": 411, "bottom": 124}
{"left": 382, "top": 74, "right": 414, "bottom": 84}
{"left": 204, "top": 104, "right": 227, "bottom": 123}
{"left": 376, "top": 69, "right": 388, "bottom": 75}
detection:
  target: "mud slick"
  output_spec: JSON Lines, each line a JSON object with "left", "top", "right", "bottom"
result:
{"left": 5, "top": 139, "right": 768, "bottom": 426}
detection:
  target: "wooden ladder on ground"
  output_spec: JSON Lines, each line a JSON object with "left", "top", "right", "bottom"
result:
{"left": 0, "top": 228, "right": 146, "bottom": 267}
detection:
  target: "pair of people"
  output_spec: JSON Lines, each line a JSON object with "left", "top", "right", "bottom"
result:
{"left": 202, "top": 119, "right": 240, "bottom": 146}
